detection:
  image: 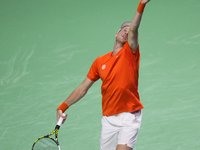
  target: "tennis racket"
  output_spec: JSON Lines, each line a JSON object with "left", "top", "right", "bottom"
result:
{"left": 32, "top": 114, "right": 65, "bottom": 150}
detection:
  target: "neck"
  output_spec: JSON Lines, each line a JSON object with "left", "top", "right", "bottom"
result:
{"left": 112, "top": 41, "right": 124, "bottom": 55}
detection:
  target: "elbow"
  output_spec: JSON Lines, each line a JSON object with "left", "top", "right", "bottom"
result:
{"left": 80, "top": 89, "right": 87, "bottom": 98}
{"left": 77, "top": 86, "right": 88, "bottom": 98}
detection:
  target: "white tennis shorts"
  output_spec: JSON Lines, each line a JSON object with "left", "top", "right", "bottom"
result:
{"left": 100, "top": 110, "right": 142, "bottom": 150}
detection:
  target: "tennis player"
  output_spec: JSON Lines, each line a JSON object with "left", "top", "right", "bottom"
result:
{"left": 57, "top": 0, "right": 150, "bottom": 149}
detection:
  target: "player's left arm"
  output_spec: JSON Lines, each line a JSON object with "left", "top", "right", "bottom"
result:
{"left": 128, "top": 0, "right": 150, "bottom": 53}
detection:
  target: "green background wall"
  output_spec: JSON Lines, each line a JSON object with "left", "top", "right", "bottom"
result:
{"left": 0, "top": 0, "right": 200, "bottom": 149}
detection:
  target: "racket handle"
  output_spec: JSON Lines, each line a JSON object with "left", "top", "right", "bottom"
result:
{"left": 57, "top": 113, "right": 65, "bottom": 126}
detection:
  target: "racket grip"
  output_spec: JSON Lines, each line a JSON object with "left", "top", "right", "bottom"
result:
{"left": 57, "top": 113, "right": 65, "bottom": 126}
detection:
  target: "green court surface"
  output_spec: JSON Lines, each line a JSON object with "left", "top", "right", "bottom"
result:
{"left": 0, "top": 0, "right": 200, "bottom": 149}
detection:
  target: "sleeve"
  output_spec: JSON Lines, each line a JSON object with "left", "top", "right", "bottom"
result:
{"left": 124, "top": 42, "right": 139, "bottom": 56}
{"left": 87, "top": 58, "right": 100, "bottom": 81}
{"left": 124, "top": 42, "right": 140, "bottom": 68}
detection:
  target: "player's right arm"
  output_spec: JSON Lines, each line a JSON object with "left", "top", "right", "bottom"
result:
{"left": 57, "top": 77, "right": 95, "bottom": 121}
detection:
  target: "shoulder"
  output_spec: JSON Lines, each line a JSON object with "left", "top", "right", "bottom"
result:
{"left": 90, "top": 51, "right": 112, "bottom": 68}
{"left": 123, "top": 42, "right": 139, "bottom": 55}
{"left": 96, "top": 51, "right": 112, "bottom": 61}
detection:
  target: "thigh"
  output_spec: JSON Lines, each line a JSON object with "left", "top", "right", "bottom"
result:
{"left": 100, "top": 116, "right": 119, "bottom": 150}
{"left": 100, "top": 110, "right": 142, "bottom": 150}
{"left": 118, "top": 110, "right": 142, "bottom": 149}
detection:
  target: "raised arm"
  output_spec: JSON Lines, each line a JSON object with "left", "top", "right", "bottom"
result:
{"left": 57, "top": 77, "right": 95, "bottom": 121}
{"left": 128, "top": 0, "right": 150, "bottom": 53}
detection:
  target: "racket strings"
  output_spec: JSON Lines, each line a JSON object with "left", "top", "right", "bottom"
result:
{"left": 33, "top": 138, "right": 58, "bottom": 150}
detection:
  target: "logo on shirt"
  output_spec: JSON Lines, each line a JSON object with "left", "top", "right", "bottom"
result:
{"left": 102, "top": 64, "right": 106, "bottom": 70}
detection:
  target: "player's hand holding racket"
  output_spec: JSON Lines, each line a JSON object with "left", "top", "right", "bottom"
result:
{"left": 57, "top": 110, "right": 67, "bottom": 124}
{"left": 32, "top": 113, "right": 67, "bottom": 150}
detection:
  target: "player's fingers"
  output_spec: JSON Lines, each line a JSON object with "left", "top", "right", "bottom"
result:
{"left": 57, "top": 110, "right": 63, "bottom": 121}
{"left": 62, "top": 114, "right": 68, "bottom": 124}
{"left": 64, "top": 114, "right": 68, "bottom": 119}
{"left": 62, "top": 114, "right": 67, "bottom": 120}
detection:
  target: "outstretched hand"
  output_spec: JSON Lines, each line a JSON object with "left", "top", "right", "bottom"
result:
{"left": 141, "top": 0, "right": 150, "bottom": 4}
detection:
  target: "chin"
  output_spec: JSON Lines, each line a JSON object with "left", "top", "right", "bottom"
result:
{"left": 122, "top": 40, "right": 127, "bottom": 45}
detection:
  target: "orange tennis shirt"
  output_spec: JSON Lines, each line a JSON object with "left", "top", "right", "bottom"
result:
{"left": 87, "top": 42, "right": 144, "bottom": 116}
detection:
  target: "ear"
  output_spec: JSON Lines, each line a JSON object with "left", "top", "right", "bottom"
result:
{"left": 115, "top": 33, "right": 118, "bottom": 38}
